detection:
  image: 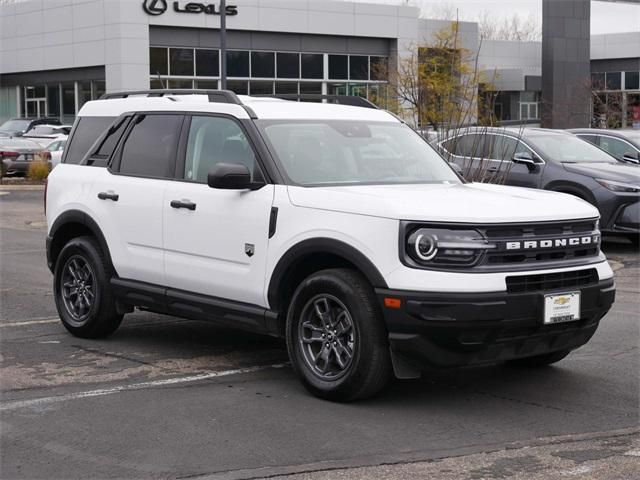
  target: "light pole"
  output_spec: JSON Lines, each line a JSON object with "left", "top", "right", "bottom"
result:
{"left": 220, "top": 0, "right": 227, "bottom": 90}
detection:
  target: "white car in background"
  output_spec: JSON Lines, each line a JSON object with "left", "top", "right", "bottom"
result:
{"left": 23, "top": 124, "right": 71, "bottom": 148}
{"left": 45, "top": 138, "right": 67, "bottom": 168}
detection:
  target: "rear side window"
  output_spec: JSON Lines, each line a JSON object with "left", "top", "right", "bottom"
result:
{"left": 64, "top": 117, "right": 116, "bottom": 164}
{"left": 118, "top": 114, "right": 183, "bottom": 178}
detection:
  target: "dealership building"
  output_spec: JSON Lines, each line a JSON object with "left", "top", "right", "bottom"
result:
{"left": 0, "top": 0, "right": 639, "bottom": 127}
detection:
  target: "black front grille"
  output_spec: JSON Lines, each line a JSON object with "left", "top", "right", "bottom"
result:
{"left": 481, "top": 219, "right": 600, "bottom": 267}
{"left": 506, "top": 268, "right": 599, "bottom": 294}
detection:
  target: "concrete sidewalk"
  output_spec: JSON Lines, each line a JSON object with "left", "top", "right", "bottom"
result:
{"left": 266, "top": 430, "right": 640, "bottom": 480}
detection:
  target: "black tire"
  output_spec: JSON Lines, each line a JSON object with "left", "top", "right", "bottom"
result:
{"left": 53, "top": 236, "right": 123, "bottom": 338}
{"left": 286, "top": 268, "right": 391, "bottom": 402}
{"left": 508, "top": 348, "right": 572, "bottom": 367}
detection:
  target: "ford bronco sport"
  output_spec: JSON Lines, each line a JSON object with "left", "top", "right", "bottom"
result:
{"left": 46, "top": 90, "right": 616, "bottom": 401}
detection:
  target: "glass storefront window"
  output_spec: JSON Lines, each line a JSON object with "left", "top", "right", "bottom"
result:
{"left": 196, "top": 80, "right": 218, "bottom": 89}
{"left": 275, "top": 82, "right": 298, "bottom": 94}
{"left": 250, "top": 81, "right": 274, "bottom": 95}
{"left": 277, "top": 53, "right": 299, "bottom": 78}
{"left": 170, "top": 48, "right": 194, "bottom": 76}
{"left": 300, "top": 82, "right": 322, "bottom": 94}
{"left": 625, "top": 71, "right": 639, "bottom": 91}
{"left": 370, "top": 57, "right": 387, "bottom": 81}
{"left": 349, "top": 84, "right": 367, "bottom": 97}
{"left": 328, "top": 83, "right": 348, "bottom": 95}
{"left": 301, "top": 54, "right": 323, "bottom": 79}
{"left": 606, "top": 72, "right": 622, "bottom": 91}
{"left": 329, "top": 55, "right": 348, "bottom": 80}
{"left": 227, "top": 80, "right": 248, "bottom": 94}
{"left": 227, "top": 51, "right": 250, "bottom": 77}
{"left": 25, "top": 86, "right": 45, "bottom": 99}
{"left": 93, "top": 80, "right": 106, "bottom": 99}
{"left": 150, "top": 47, "right": 168, "bottom": 76}
{"left": 251, "top": 52, "right": 275, "bottom": 78}
{"left": 591, "top": 73, "right": 605, "bottom": 90}
{"left": 349, "top": 56, "right": 368, "bottom": 81}
{"left": 196, "top": 49, "right": 219, "bottom": 77}
{"left": 150, "top": 79, "right": 164, "bottom": 89}
{"left": 78, "top": 82, "right": 92, "bottom": 109}
{"left": 47, "top": 86, "right": 60, "bottom": 117}
{"left": 62, "top": 83, "right": 75, "bottom": 123}
{"left": 168, "top": 79, "right": 194, "bottom": 89}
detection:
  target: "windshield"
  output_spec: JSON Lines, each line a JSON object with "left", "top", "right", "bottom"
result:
{"left": 527, "top": 134, "right": 617, "bottom": 163}
{"left": 257, "top": 120, "right": 461, "bottom": 186}
{"left": 0, "top": 120, "right": 30, "bottom": 132}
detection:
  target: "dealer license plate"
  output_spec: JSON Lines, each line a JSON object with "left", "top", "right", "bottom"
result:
{"left": 544, "top": 292, "right": 580, "bottom": 324}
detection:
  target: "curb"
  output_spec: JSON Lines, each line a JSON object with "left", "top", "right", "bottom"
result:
{"left": 0, "top": 184, "right": 46, "bottom": 191}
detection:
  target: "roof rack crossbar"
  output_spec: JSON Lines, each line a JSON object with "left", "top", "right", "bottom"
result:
{"left": 256, "top": 94, "right": 379, "bottom": 109}
{"left": 100, "top": 89, "right": 242, "bottom": 105}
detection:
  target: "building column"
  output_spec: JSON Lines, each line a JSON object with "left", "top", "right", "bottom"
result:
{"left": 540, "top": 0, "right": 591, "bottom": 128}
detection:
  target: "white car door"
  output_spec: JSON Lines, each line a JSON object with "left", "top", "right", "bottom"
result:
{"left": 89, "top": 113, "right": 184, "bottom": 286}
{"left": 163, "top": 115, "right": 274, "bottom": 307}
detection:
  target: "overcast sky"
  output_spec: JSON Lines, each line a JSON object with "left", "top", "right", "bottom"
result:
{"left": 349, "top": 0, "right": 640, "bottom": 35}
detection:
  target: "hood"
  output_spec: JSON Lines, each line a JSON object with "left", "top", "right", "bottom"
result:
{"left": 563, "top": 162, "right": 640, "bottom": 182}
{"left": 287, "top": 182, "right": 599, "bottom": 223}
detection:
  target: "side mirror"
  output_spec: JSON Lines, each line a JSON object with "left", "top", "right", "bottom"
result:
{"left": 512, "top": 151, "right": 537, "bottom": 171}
{"left": 207, "top": 163, "right": 262, "bottom": 190}
{"left": 622, "top": 151, "right": 640, "bottom": 164}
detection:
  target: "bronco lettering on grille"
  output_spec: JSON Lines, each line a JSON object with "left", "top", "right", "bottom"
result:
{"left": 505, "top": 235, "right": 599, "bottom": 250}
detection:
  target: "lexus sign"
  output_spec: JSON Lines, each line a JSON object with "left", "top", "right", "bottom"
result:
{"left": 142, "top": 0, "right": 238, "bottom": 16}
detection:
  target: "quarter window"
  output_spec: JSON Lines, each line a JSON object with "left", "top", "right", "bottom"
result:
{"left": 119, "top": 115, "right": 183, "bottom": 178}
{"left": 184, "top": 116, "right": 257, "bottom": 183}
{"left": 64, "top": 117, "right": 116, "bottom": 164}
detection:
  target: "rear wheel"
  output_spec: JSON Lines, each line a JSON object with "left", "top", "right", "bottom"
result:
{"left": 286, "top": 268, "right": 391, "bottom": 402}
{"left": 508, "top": 348, "right": 572, "bottom": 367}
{"left": 53, "top": 236, "right": 123, "bottom": 338}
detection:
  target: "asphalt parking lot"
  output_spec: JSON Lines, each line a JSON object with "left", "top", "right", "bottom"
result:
{"left": 1, "top": 188, "right": 638, "bottom": 480}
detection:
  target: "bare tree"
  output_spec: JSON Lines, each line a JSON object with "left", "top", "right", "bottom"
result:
{"left": 478, "top": 11, "right": 541, "bottom": 42}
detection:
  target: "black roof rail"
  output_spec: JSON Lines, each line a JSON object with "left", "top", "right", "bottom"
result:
{"left": 99, "top": 89, "right": 242, "bottom": 105}
{"left": 255, "top": 94, "right": 379, "bottom": 109}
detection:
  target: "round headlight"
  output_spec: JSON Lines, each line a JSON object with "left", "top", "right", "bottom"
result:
{"left": 415, "top": 233, "right": 438, "bottom": 261}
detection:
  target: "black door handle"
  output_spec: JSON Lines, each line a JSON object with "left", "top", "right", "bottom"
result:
{"left": 97, "top": 192, "right": 119, "bottom": 201}
{"left": 487, "top": 167, "right": 499, "bottom": 173}
{"left": 170, "top": 200, "right": 197, "bottom": 211}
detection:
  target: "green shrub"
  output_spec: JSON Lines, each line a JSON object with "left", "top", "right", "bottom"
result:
{"left": 28, "top": 160, "right": 51, "bottom": 181}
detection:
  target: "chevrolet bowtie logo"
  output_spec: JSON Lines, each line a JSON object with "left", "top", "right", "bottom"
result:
{"left": 143, "top": 0, "right": 168, "bottom": 15}
{"left": 554, "top": 296, "right": 571, "bottom": 305}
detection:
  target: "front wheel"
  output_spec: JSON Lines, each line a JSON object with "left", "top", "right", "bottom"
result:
{"left": 53, "top": 236, "right": 123, "bottom": 338}
{"left": 508, "top": 348, "right": 572, "bottom": 367}
{"left": 286, "top": 268, "right": 391, "bottom": 402}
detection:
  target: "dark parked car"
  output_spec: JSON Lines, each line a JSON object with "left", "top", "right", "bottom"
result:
{"left": 436, "top": 127, "right": 640, "bottom": 242}
{"left": 568, "top": 128, "right": 640, "bottom": 164}
{"left": 0, "top": 138, "right": 49, "bottom": 176}
{"left": 0, "top": 117, "right": 62, "bottom": 138}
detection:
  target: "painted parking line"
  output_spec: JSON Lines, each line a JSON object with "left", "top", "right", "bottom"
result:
{"left": 0, "top": 363, "right": 288, "bottom": 412}
{"left": 1, "top": 317, "right": 60, "bottom": 328}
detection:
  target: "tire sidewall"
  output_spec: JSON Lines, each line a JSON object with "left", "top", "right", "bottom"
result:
{"left": 286, "top": 270, "right": 383, "bottom": 398}
{"left": 54, "top": 237, "right": 106, "bottom": 335}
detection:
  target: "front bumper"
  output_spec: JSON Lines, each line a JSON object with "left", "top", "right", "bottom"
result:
{"left": 376, "top": 278, "right": 615, "bottom": 369}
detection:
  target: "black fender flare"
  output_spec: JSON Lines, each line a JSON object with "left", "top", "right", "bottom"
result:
{"left": 47, "top": 210, "right": 114, "bottom": 274}
{"left": 544, "top": 180, "right": 597, "bottom": 206}
{"left": 267, "top": 238, "right": 388, "bottom": 310}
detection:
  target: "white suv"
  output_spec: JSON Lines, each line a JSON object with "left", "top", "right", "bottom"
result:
{"left": 46, "top": 90, "right": 616, "bottom": 401}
